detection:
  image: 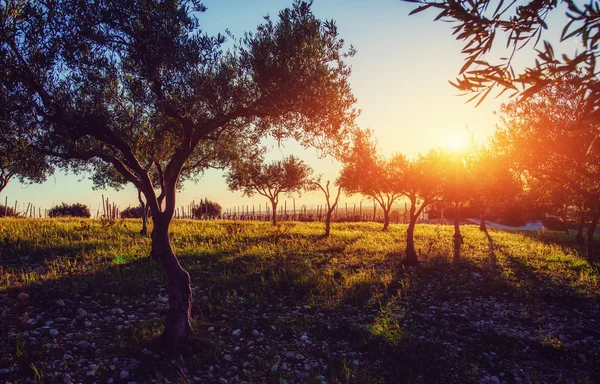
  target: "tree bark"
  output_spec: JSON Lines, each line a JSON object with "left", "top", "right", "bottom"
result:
{"left": 325, "top": 210, "right": 332, "bottom": 237}
{"left": 138, "top": 189, "right": 148, "bottom": 235}
{"left": 586, "top": 209, "right": 599, "bottom": 262}
{"left": 271, "top": 200, "right": 278, "bottom": 226}
{"left": 382, "top": 206, "right": 390, "bottom": 231}
{"left": 150, "top": 215, "right": 194, "bottom": 345}
{"left": 576, "top": 209, "right": 585, "bottom": 247}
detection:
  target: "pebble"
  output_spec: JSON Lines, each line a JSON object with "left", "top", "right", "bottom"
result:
{"left": 232, "top": 329, "right": 242, "bottom": 337}
{"left": 17, "top": 292, "right": 29, "bottom": 301}
{"left": 120, "top": 370, "right": 129, "bottom": 379}
{"left": 76, "top": 308, "right": 87, "bottom": 316}
{"left": 224, "top": 354, "right": 233, "bottom": 362}
{"left": 271, "top": 362, "right": 280, "bottom": 372}
{"left": 300, "top": 335, "right": 309, "bottom": 342}
{"left": 78, "top": 340, "right": 90, "bottom": 349}
{"left": 208, "top": 327, "right": 215, "bottom": 332}
{"left": 252, "top": 329, "right": 260, "bottom": 337}
{"left": 0, "top": 368, "right": 8, "bottom": 375}
{"left": 56, "top": 299, "right": 66, "bottom": 307}
{"left": 218, "top": 378, "right": 228, "bottom": 384}
{"left": 49, "top": 329, "right": 59, "bottom": 337}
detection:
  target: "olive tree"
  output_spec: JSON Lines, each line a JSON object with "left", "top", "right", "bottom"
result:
{"left": 226, "top": 155, "right": 314, "bottom": 225}
{"left": 1, "top": 0, "right": 357, "bottom": 345}
{"left": 339, "top": 130, "right": 405, "bottom": 231}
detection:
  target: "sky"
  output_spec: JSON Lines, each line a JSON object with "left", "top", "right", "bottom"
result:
{"left": 2, "top": 0, "right": 567, "bottom": 215}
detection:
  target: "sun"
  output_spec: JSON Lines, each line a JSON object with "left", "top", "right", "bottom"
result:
{"left": 440, "top": 131, "right": 470, "bottom": 152}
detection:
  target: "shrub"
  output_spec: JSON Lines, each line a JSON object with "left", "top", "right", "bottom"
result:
{"left": 193, "top": 200, "right": 222, "bottom": 219}
{"left": 0, "top": 204, "right": 17, "bottom": 217}
{"left": 121, "top": 206, "right": 150, "bottom": 219}
{"left": 48, "top": 203, "right": 91, "bottom": 218}
{"left": 542, "top": 216, "right": 568, "bottom": 231}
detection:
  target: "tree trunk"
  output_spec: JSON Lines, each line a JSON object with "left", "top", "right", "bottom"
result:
{"left": 151, "top": 216, "right": 194, "bottom": 345}
{"left": 453, "top": 202, "right": 463, "bottom": 260}
{"left": 271, "top": 200, "right": 278, "bottom": 226}
{"left": 138, "top": 189, "right": 148, "bottom": 236}
{"left": 382, "top": 206, "right": 390, "bottom": 231}
{"left": 576, "top": 210, "right": 585, "bottom": 247}
{"left": 479, "top": 212, "right": 487, "bottom": 232}
{"left": 404, "top": 218, "right": 418, "bottom": 266}
{"left": 141, "top": 208, "right": 148, "bottom": 235}
{"left": 325, "top": 210, "right": 332, "bottom": 237}
{"left": 586, "top": 210, "right": 599, "bottom": 262}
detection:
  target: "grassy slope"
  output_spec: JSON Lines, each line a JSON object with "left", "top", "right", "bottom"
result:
{"left": 0, "top": 218, "right": 598, "bottom": 383}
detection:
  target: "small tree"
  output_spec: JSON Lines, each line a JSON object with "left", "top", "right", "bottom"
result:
{"left": 309, "top": 178, "right": 342, "bottom": 237}
{"left": 227, "top": 155, "right": 313, "bottom": 225}
{"left": 48, "top": 203, "right": 91, "bottom": 218}
{"left": 193, "top": 199, "right": 222, "bottom": 219}
{"left": 339, "top": 130, "right": 405, "bottom": 231}
{"left": 402, "top": 150, "right": 446, "bottom": 266}
{"left": 0, "top": 135, "right": 52, "bottom": 193}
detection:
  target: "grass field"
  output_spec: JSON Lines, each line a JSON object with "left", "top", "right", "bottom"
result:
{"left": 0, "top": 218, "right": 599, "bottom": 383}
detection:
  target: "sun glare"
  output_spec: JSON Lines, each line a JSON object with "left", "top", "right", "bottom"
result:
{"left": 441, "top": 131, "right": 470, "bottom": 152}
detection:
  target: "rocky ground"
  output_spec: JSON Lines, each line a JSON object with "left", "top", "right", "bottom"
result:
{"left": 1, "top": 220, "right": 599, "bottom": 383}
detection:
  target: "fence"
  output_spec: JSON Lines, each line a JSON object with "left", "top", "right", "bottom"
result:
{"left": 0, "top": 195, "right": 428, "bottom": 224}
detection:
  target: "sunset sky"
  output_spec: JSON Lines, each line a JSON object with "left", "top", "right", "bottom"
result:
{"left": 2, "top": 0, "right": 526, "bottom": 214}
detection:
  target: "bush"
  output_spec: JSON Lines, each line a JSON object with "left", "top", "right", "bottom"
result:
{"left": 120, "top": 206, "right": 150, "bottom": 219}
{"left": 542, "top": 216, "right": 568, "bottom": 231}
{"left": 193, "top": 200, "right": 222, "bottom": 219}
{"left": 48, "top": 203, "right": 91, "bottom": 218}
{"left": 0, "top": 204, "right": 17, "bottom": 217}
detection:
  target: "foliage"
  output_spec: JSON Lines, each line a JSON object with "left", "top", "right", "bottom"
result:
{"left": 405, "top": 0, "right": 600, "bottom": 131}
{"left": 339, "top": 129, "right": 405, "bottom": 229}
{"left": 48, "top": 203, "right": 91, "bottom": 218}
{"left": 192, "top": 199, "right": 222, "bottom": 219}
{"left": 121, "top": 206, "right": 150, "bottom": 219}
{"left": 227, "top": 155, "right": 313, "bottom": 202}
{"left": 0, "top": 204, "right": 17, "bottom": 217}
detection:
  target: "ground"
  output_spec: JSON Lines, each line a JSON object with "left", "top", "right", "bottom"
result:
{"left": 0, "top": 219, "right": 598, "bottom": 383}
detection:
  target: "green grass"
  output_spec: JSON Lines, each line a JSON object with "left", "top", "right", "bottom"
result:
{"left": 0, "top": 218, "right": 598, "bottom": 383}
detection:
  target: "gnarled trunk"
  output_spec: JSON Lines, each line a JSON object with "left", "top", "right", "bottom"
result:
{"left": 138, "top": 189, "right": 148, "bottom": 236}
{"left": 151, "top": 215, "right": 194, "bottom": 345}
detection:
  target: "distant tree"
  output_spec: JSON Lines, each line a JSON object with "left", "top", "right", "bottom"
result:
{"left": 439, "top": 151, "right": 471, "bottom": 258}
{"left": 0, "top": 204, "right": 16, "bottom": 217}
{"left": 405, "top": 0, "right": 600, "bottom": 140}
{"left": 48, "top": 203, "right": 91, "bottom": 218}
{"left": 402, "top": 150, "right": 447, "bottom": 266}
{"left": 2, "top": 0, "right": 357, "bottom": 346}
{"left": 193, "top": 199, "right": 222, "bottom": 219}
{"left": 309, "top": 178, "right": 342, "bottom": 237}
{"left": 227, "top": 155, "right": 313, "bottom": 225}
{"left": 121, "top": 205, "right": 152, "bottom": 219}
{"left": 495, "top": 81, "right": 600, "bottom": 260}
{"left": 467, "top": 144, "right": 522, "bottom": 232}
{"left": 339, "top": 130, "right": 405, "bottom": 231}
